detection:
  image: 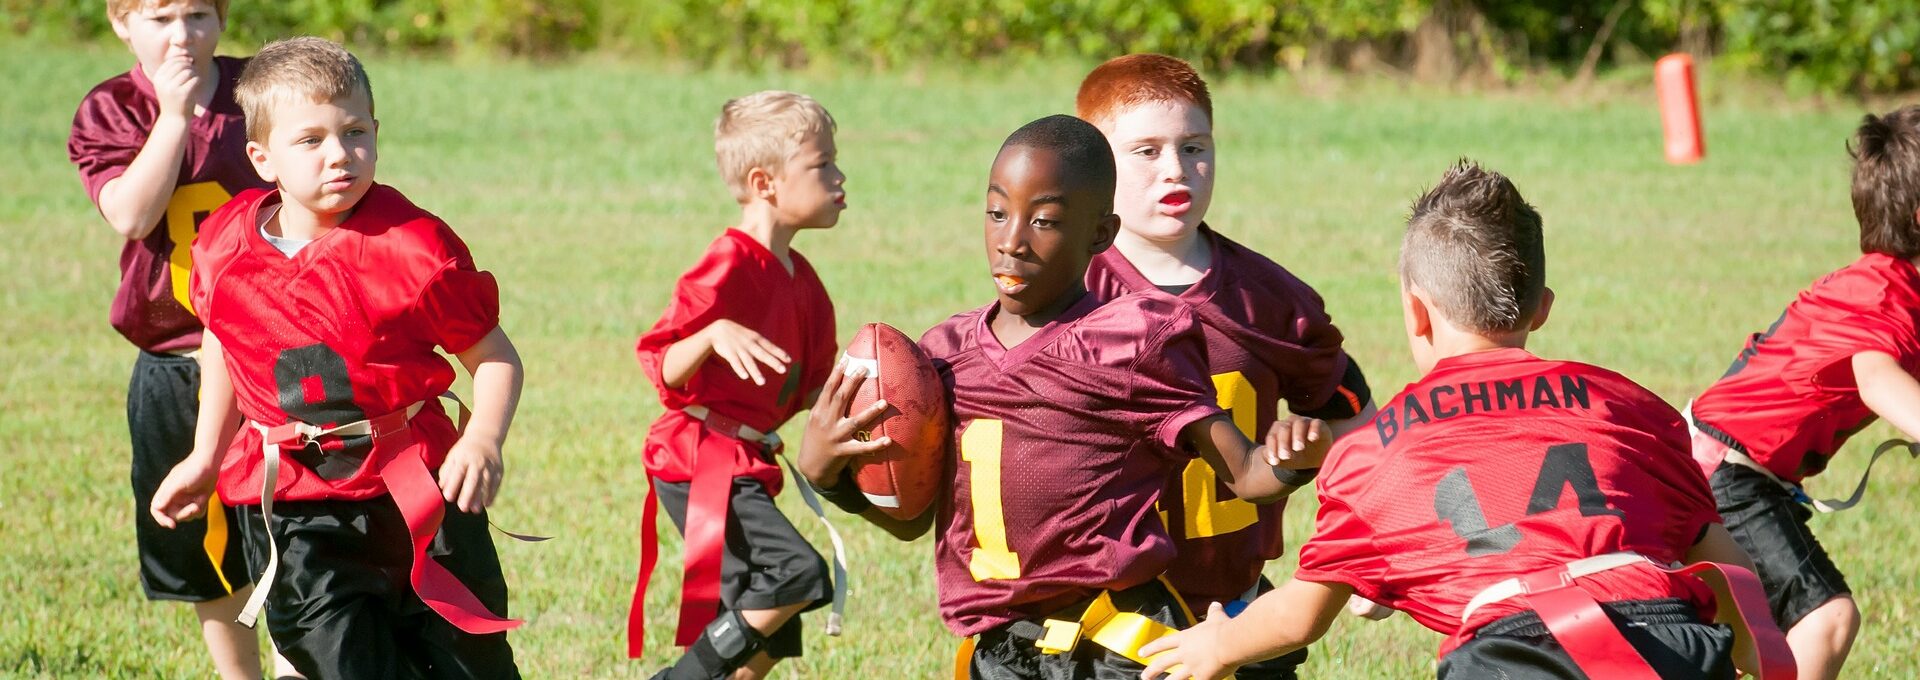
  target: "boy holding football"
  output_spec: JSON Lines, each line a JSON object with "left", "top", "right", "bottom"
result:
{"left": 67, "top": 1, "right": 271, "bottom": 676}
{"left": 631, "top": 90, "right": 848, "bottom": 680}
{"left": 149, "top": 37, "right": 525, "bottom": 678}
{"left": 1685, "top": 105, "right": 1920, "bottom": 680}
{"left": 1140, "top": 161, "right": 1790, "bottom": 680}
{"left": 1078, "top": 53, "right": 1378, "bottom": 679}
{"left": 797, "top": 114, "right": 1330, "bottom": 679}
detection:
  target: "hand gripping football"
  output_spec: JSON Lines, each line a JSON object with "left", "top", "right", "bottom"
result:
{"left": 841, "top": 322, "right": 949, "bottom": 520}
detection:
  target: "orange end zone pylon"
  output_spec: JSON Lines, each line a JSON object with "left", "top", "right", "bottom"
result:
{"left": 1656, "top": 53, "right": 1705, "bottom": 164}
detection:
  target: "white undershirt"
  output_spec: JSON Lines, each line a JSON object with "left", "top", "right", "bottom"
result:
{"left": 255, "top": 204, "right": 312, "bottom": 258}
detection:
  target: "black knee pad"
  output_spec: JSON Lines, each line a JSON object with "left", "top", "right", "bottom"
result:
{"left": 659, "top": 610, "right": 767, "bottom": 680}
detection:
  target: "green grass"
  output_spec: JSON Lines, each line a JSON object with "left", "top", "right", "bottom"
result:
{"left": 5, "top": 38, "right": 1920, "bottom": 677}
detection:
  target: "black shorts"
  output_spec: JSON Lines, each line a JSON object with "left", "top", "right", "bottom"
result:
{"left": 1441, "top": 598, "right": 1734, "bottom": 680}
{"left": 237, "top": 497, "right": 519, "bottom": 679}
{"left": 129, "top": 350, "right": 251, "bottom": 602}
{"left": 966, "top": 579, "right": 1191, "bottom": 680}
{"left": 1709, "top": 461, "right": 1851, "bottom": 629}
{"left": 655, "top": 476, "right": 831, "bottom": 659}
{"left": 1230, "top": 576, "right": 1308, "bottom": 680}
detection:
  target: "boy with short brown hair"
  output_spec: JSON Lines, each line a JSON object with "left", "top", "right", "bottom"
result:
{"left": 150, "top": 36, "right": 526, "bottom": 679}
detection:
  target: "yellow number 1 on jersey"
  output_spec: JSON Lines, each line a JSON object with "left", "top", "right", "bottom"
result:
{"left": 962, "top": 419, "right": 1021, "bottom": 581}
{"left": 1182, "top": 371, "right": 1260, "bottom": 538}
{"left": 165, "top": 181, "right": 234, "bottom": 314}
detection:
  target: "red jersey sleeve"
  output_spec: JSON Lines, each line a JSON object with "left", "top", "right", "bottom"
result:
{"left": 415, "top": 260, "right": 502, "bottom": 354}
{"left": 68, "top": 78, "right": 143, "bottom": 204}
{"left": 1128, "top": 300, "right": 1222, "bottom": 449}
{"left": 636, "top": 242, "right": 751, "bottom": 410}
{"left": 1294, "top": 486, "right": 1390, "bottom": 601}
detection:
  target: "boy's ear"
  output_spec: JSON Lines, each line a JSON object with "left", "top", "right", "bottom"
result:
{"left": 108, "top": 13, "right": 131, "bottom": 44}
{"left": 1528, "top": 287, "right": 1555, "bottom": 332}
{"left": 746, "top": 166, "right": 776, "bottom": 202}
{"left": 245, "top": 140, "right": 276, "bottom": 184}
{"left": 1089, "top": 212, "right": 1119, "bottom": 255}
{"left": 1402, "top": 283, "right": 1433, "bottom": 340}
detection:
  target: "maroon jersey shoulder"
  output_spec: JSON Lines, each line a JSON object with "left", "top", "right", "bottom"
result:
{"left": 71, "top": 56, "right": 270, "bottom": 352}
{"left": 1691, "top": 254, "right": 1920, "bottom": 481}
{"left": 1297, "top": 349, "right": 1716, "bottom": 638}
{"left": 931, "top": 293, "right": 1221, "bottom": 636}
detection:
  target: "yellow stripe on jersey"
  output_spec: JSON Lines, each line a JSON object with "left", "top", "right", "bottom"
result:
{"left": 202, "top": 490, "right": 235, "bottom": 594}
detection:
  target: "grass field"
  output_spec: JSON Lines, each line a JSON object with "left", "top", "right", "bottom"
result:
{"left": 5, "top": 38, "right": 1920, "bottom": 677}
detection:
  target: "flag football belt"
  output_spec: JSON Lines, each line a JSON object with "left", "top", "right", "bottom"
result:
{"left": 995, "top": 587, "right": 1208, "bottom": 674}
{"left": 628, "top": 405, "right": 851, "bottom": 659}
{"left": 238, "top": 393, "right": 526, "bottom": 636}
{"left": 1454, "top": 551, "right": 1795, "bottom": 680}
{"left": 1684, "top": 402, "right": 1918, "bottom": 513}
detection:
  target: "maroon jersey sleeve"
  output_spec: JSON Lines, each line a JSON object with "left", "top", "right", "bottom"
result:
{"left": 1207, "top": 232, "right": 1354, "bottom": 415}
{"left": 1128, "top": 302, "right": 1223, "bottom": 449}
{"left": 69, "top": 75, "right": 144, "bottom": 204}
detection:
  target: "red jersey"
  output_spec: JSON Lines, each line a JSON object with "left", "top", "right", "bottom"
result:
{"left": 192, "top": 186, "right": 501, "bottom": 504}
{"left": 1294, "top": 349, "right": 1719, "bottom": 641}
{"left": 919, "top": 292, "right": 1222, "bottom": 636}
{"left": 69, "top": 56, "right": 273, "bottom": 353}
{"left": 1087, "top": 225, "right": 1354, "bottom": 610}
{"left": 636, "top": 229, "right": 836, "bottom": 493}
{"left": 1690, "top": 253, "right": 1920, "bottom": 483}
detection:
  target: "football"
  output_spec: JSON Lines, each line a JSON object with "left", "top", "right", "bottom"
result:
{"left": 841, "top": 322, "right": 949, "bottom": 520}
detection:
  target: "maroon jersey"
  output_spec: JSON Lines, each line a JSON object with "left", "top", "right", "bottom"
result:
{"left": 192, "top": 186, "right": 500, "bottom": 504}
{"left": 635, "top": 229, "right": 836, "bottom": 493}
{"left": 919, "top": 292, "right": 1221, "bottom": 636}
{"left": 1690, "top": 253, "right": 1920, "bottom": 483}
{"left": 1294, "top": 349, "right": 1719, "bottom": 641}
{"left": 69, "top": 56, "right": 273, "bottom": 353}
{"left": 1087, "top": 225, "right": 1355, "bottom": 610}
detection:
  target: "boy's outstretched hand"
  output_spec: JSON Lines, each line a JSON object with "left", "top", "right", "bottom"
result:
{"left": 150, "top": 453, "right": 220, "bottom": 529}
{"left": 1262, "top": 415, "right": 1331, "bottom": 470}
{"left": 796, "top": 362, "right": 892, "bottom": 489}
{"left": 704, "top": 319, "right": 791, "bottom": 386}
{"left": 1139, "top": 602, "right": 1237, "bottom": 680}
{"left": 440, "top": 437, "right": 504, "bottom": 513}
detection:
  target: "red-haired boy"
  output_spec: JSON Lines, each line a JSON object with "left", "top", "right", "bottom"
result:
{"left": 1076, "top": 53, "right": 1377, "bottom": 679}
{"left": 68, "top": 1, "right": 270, "bottom": 676}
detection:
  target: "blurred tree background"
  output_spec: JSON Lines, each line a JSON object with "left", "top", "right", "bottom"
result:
{"left": 3, "top": 1, "right": 1913, "bottom": 95}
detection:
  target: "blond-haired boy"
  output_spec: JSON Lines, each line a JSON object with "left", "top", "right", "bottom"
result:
{"left": 149, "top": 36, "right": 526, "bottom": 678}
{"left": 631, "top": 90, "right": 847, "bottom": 679}
{"left": 68, "top": 1, "right": 269, "bottom": 677}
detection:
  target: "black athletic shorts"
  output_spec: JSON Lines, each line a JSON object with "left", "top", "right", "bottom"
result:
{"left": 1231, "top": 576, "right": 1308, "bottom": 680}
{"left": 1710, "top": 461, "right": 1852, "bottom": 629}
{"left": 129, "top": 350, "right": 250, "bottom": 602}
{"left": 1441, "top": 598, "right": 1735, "bottom": 680}
{"left": 237, "top": 496, "right": 519, "bottom": 679}
{"left": 655, "top": 476, "right": 831, "bottom": 659}
{"left": 966, "top": 579, "right": 1191, "bottom": 680}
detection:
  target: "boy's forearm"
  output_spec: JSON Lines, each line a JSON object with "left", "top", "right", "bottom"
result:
{"left": 1328, "top": 401, "right": 1377, "bottom": 440}
{"left": 457, "top": 328, "right": 524, "bottom": 449}
{"left": 97, "top": 116, "right": 192, "bottom": 240}
{"left": 1216, "top": 579, "right": 1348, "bottom": 666}
{"left": 190, "top": 332, "right": 241, "bottom": 465}
{"left": 658, "top": 327, "right": 713, "bottom": 389}
{"left": 1854, "top": 351, "right": 1920, "bottom": 442}
{"left": 1187, "top": 416, "right": 1294, "bottom": 503}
